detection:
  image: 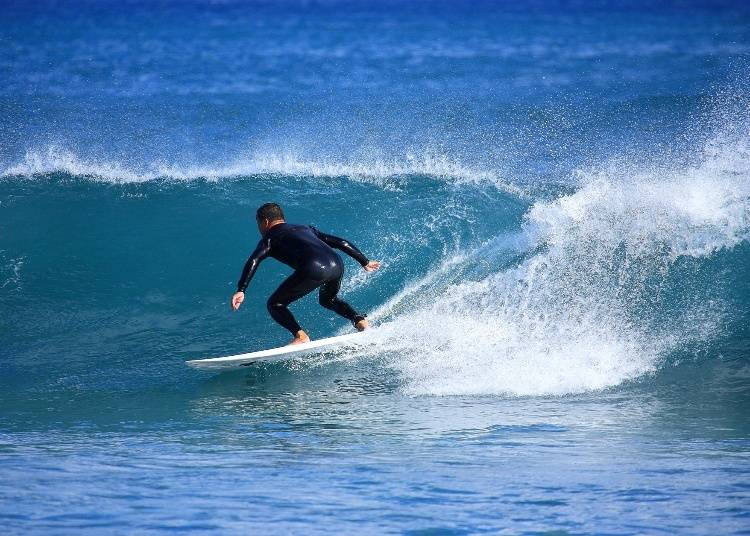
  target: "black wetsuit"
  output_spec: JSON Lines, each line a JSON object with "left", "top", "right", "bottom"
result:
{"left": 237, "top": 223, "right": 369, "bottom": 334}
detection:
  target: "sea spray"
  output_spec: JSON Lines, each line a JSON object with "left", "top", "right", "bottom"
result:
{"left": 366, "top": 131, "right": 750, "bottom": 396}
{"left": 1, "top": 145, "right": 522, "bottom": 194}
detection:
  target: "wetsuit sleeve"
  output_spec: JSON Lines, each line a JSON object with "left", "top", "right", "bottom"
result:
{"left": 236, "top": 238, "right": 271, "bottom": 292}
{"left": 311, "top": 227, "right": 369, "bottom": 267}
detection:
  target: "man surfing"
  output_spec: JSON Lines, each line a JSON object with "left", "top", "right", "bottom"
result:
{"left": 231, "top": 202, "right": 381, "bottom": 345}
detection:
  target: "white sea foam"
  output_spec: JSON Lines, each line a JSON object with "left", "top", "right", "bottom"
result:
{"left": 0, "top": 146, "right": 521, "bottom": 194}
{"left": 1, "top": 148, "right": 150, "bottom": 183}
{"left": 364, "top": 131, "right": 750, "bottom": 396}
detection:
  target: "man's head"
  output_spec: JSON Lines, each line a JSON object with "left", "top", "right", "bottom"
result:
{"left": 256, "top": 202, "right": 285, "bottom": 234}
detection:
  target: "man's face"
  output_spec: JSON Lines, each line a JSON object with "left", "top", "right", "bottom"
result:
{"left": 256, "top": 217, "right": 265, "bottom": 235}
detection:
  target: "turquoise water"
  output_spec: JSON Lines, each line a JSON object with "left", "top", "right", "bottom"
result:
{"left": 1, "top": 1, "right": 750, "bottom": 533}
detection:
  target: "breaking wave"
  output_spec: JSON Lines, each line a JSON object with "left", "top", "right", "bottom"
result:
{"left": 3, "top": 126, "right": 748, "bottom": 398}
{"left": 365, "top": 129, "right": 750, "bottom": 396}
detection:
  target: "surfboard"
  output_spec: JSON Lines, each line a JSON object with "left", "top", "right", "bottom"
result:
{"left": 185, "top": 331, "right": 366, "bottom": 371}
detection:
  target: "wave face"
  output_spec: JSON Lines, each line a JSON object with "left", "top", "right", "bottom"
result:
{"left": 4, "top": 125, "right": 747, "bottom": 398}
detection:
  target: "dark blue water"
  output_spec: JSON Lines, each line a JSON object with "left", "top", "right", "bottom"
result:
{"left": 1, "top": 1, "right": 749, "bottom": 533}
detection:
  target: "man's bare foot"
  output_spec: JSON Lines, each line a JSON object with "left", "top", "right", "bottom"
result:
{"left": 288, "top": 330, "right": 311, "bottom": 345}
{"left": 354, "top": 319, "right": 369, "bottom": 332}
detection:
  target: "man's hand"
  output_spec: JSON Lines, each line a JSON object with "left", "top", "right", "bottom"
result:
{"left": 231, "top": 291, "right": 245, "bottom": 311}
{"left": 364, "top": 260, "right": 381, "bottom": 272}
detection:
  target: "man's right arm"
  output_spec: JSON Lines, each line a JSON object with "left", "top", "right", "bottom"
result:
{"left": 237, "top": 238, "right": 271, "bottom": 293}
{"left": 232, "top": 238, "right": 271, "bottom": 311}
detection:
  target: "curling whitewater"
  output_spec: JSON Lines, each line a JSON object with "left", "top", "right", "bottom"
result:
{"left": 365, "top": 131, "right": 750, "bottom": 396}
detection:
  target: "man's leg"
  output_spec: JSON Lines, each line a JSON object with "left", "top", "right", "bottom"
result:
{"left": 267, "top": 271, "right": 321, "bottom": 343}
{"left": 318, "top": 276, "right": 368, "bottom": 330}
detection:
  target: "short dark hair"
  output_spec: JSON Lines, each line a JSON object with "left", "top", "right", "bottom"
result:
{"left": 256, "top": 202, "right": 284, "bottom": 222}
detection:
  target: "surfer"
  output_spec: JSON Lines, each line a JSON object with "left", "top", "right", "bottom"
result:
{"left": 230, "top": 202, "right": 381, "bottom": 345}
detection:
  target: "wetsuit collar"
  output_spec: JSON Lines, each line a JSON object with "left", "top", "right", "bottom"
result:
{"left": 263, "top": 219, "right": 285, "bottom": 237}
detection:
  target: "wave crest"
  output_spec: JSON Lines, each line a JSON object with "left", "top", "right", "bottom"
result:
{"left": 0, "top": 146, "right": 522, "bottom": 194}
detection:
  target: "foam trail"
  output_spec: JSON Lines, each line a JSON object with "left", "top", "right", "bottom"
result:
{"left": 364, "top": 130, "right": 750, "bottom": 396}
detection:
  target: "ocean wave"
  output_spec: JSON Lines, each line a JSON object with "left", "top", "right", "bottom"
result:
{"left": 0, "top": 146, "right": 523, "bottom": 195}
{"left": 365, "top": 129, "right": 750, "bottom": 396}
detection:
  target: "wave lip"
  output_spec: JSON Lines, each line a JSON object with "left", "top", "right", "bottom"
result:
{"left": 1, "top": 148, "right": 152, "bottom": 183}
{"left": 1, "top": 146, "right": 522, "bottom": 194}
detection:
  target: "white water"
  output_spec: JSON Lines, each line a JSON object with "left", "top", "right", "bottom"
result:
{"left": 367, "top": 131, "right": 750, "bottom": 396}
{"left": 0, "top": 145, "right": 523, "bottom": 194}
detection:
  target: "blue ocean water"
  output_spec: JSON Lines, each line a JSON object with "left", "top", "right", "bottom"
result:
{"left": 1, "top": 0, "right": 750, "bottom": 533}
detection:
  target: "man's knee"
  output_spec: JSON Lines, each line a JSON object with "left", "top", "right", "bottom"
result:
{"left": 319, "top": 294, "right": 335, "bottom": 309}
{"left": 267, "top": 297, "right": 284, "bottom": 314}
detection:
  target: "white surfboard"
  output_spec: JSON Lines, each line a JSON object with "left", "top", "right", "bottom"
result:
{"left": 186, "top": 331, "right": 366, "bottom": 371}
